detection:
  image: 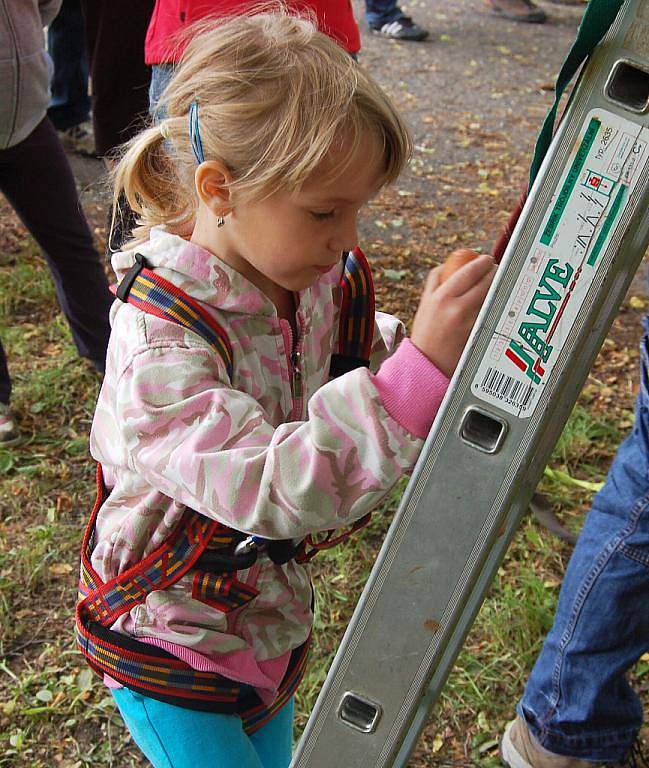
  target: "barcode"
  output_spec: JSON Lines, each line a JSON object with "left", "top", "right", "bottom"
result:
{"left": 481, "top": 367, "right": 536, "bottom": 409}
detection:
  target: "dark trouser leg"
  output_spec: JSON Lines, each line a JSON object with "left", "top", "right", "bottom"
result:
{"left": 0, "top": 340, "right": 10, "bottom": 405}
{"left": 47, "top": 0, "right": 90, "bottom": 131}
{"left": 82, "top": 0, "right": 154, "bottom": 157}
{"left": 0, "top": 118, "right": 112, "bottom": 371}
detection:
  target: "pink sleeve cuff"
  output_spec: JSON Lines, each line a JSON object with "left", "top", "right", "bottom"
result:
{"left": 373, "top": 339, "right": 450, "bottom": 440}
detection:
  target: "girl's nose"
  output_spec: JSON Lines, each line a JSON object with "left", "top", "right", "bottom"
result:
{"left": 328, "top": 217, "right": 359, "bottom": 253}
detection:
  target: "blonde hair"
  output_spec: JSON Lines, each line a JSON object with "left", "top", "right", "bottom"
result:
{"left": 112, "top": 9, "right": 412, "bottom": 244}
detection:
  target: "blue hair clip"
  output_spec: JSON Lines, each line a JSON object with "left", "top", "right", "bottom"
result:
{"left": 189, "top": 101, "right": 205, "bottom": 164}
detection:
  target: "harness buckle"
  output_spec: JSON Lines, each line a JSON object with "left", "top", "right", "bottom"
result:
{"left": 267, "top": 538, "right": 304, "bottom": 565}
{"left": 234, "top": 536, "right": 261, "bottom": 557}
{"left": 116, "top": 253, "right": 148, "bottom": 302}
{"left": 195, "top": 545, "right": 258, "bottom": 572}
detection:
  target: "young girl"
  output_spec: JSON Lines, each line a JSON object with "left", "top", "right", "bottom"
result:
{"left": 77, "top": 11, "right": 495, "bottom": 768}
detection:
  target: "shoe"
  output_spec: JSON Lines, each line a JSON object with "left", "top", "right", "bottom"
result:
{"left": 58, "top": 121, "right": 98, "bottom": 158}
{"left": 0, "top": 403, "right": 20, "bottom": 447}
{"left": 369, "top": 16, "right": 429, "bottom": 41}
{"left": 501, "top": 716, "right": 649, "bottom": 768}
{"left": 501, "top": 717, "right": 596, "bottom": 768}
{"left": 485, "top": 0, "right": 547, "bottom": 23}
{"left": 500, "top": 715, "right": 603, "bottom": 768}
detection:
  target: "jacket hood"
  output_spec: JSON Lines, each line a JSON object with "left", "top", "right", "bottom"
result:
{"left": 112, "top": 227, "right": 343, "bottom": 317}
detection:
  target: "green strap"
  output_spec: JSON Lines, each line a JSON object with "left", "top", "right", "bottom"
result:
{"left": 529, "top": 0, "right": 625, "bottom": 188}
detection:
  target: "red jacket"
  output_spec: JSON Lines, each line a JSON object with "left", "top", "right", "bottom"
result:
{"left": 145, "top": 0, "right": 361, "bottom": 63}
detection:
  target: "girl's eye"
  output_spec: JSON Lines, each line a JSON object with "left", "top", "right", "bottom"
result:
{"left": 310, "top": 210, "right": 335, "bottom": 221}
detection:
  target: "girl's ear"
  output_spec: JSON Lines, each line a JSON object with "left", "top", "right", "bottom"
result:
{"left": 195, "top": 161, "right": 233, "bottom": 216}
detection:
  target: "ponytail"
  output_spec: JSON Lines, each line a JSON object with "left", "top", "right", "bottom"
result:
{"left": 110, "top": 121, "right": 196, "bottom": 247}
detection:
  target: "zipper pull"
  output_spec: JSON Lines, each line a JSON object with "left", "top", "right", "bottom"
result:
{"left": 291, "top": 350, "right": 303, "bottom": 402}
{"left": 291, "top": 350, "right": 302, "bottom": 380}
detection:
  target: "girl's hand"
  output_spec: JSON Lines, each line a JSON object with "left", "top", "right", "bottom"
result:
{"left": 410, "top": 251, "right": 496, "bottom": 378}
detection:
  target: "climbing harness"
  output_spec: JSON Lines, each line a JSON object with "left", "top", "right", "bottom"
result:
{"left": 76, "top": 246, "right": 377, "bottom": 725}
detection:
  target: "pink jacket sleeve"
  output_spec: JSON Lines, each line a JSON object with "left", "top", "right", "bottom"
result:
{"left": 368, "top": 311, "right": 450, "bottom": 439}
{"left": 110, "top": 352, "right": 411, "bottom": 539}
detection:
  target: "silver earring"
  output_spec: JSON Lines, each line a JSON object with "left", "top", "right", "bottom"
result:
{"left": 216, "top": 216, "right": 225, "bottom": 228}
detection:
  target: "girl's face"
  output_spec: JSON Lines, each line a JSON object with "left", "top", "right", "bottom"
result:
{"left": 192, "top": 138, "right": 387, "bottom": 303}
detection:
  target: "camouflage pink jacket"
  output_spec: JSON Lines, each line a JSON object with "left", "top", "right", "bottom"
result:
{"left": 89, "top": 228, "right": 449, "bottom": 699}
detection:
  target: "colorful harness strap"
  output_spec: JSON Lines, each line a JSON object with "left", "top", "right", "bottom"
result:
{"left": 114, "top": 253, "right": 233, "bottom": 380}
{"left": 78, "top": 468, "right": 224, "bottom": 624}
{"left": 115, "top": 249, "right": 374, "bottom": 382}
{"left": 330, "top": 247, "right": 375, "bottom": 377}
{"left": 76, "top": 466, "right": 309, "bottom": 728}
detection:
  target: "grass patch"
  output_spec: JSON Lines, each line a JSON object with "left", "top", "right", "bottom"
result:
{"left": 1, "top": 244, "right": 646, "bottom": 766}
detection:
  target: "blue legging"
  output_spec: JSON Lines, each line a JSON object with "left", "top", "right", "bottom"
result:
{"left": 112, "top": 688, "right": 294, "bottom": 768}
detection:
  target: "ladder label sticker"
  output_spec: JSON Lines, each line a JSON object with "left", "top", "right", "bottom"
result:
{"left": 473, "top": 108, "right": 649, "bottom": 418}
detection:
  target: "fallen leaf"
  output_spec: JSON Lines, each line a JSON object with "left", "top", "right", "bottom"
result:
{"left": 76, "top": 667, "right": 94, "bottom": 692}
{"left": 35, "top": 689, "right": 53, "bottom": 703}
{"left": 383, "top": 269, "right": 407, "bottom": 281}
{"left": 49, "top": 563, "right": 73, "bottom": 575}
{"left": 478, "top": 738, "right": 500, "bottom": 754}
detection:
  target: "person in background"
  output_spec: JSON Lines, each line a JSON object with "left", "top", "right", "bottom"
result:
{"left": 47, "top": 0, "right": 154, "bottom": 162}
{"left": 364, "top": 0, "right": 429, "bottom": 41}
{"left": 0, "top": 0, "right": 112, "bottom": 446}
{"left": 500, "top": 325, "right": 649, "bottom": 766}
{"left": 80, "top": 0, "right": 155, "bottom": 164}
{"left": 46, "top": 0, "right": 96, "bottom": 156}
{"left": 145, "top": 0, "right": 362, "bottom": 116}
{"left": 486, "top": 0, "right": 586, "bottom": 25}
{"left": 485, "top": 0, "right": 546, "bottom": 22}
{"left": 367, "top": 0, "right": 583, "bottom": 37}
{"left": 78, "top": 0, "right": 155, "bottom": 254}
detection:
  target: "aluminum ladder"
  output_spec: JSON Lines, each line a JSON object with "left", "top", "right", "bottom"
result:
{"left": 291, "top": 1, "right": 649, "bottom": 765}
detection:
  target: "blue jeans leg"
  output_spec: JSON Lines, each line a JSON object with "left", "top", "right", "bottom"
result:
{"left": 518, "top": 320, "right": 649, "bottom": 762}
{"left": 365, "top": 0, "right": 404, "bottom": 29}
{"left": 149, "top": 64, "right": 176, "bottom": 122}
{"left": 47, "top": 0, "right": 90, "bottom": 131}
{"left": 112, "top": 688, "right": 294, "bottom": 768}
